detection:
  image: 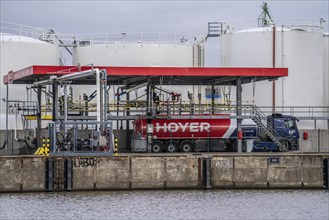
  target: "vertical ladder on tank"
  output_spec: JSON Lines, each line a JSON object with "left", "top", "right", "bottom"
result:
{"left": 250, "top": 105, "right": 288, "bottom": 151}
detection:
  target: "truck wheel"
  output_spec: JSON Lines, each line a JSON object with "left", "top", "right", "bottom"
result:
{"left": 152, "top": 141, "right": 164, "bottom": 153}
{"left": 165, "top": 141, "right": 178, "bottom": 153}
{"left": 180, "top": 141, "right": 193, "bottom": 152}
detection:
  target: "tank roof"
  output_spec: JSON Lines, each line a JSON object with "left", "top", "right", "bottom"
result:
{"left": 0, "top": 33, "right": 50, "bottom": 43}
{"left": 234, "top": 26, "right": 309, "bottom": 33}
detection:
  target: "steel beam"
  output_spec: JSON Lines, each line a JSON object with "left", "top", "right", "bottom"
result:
{"left": 236, "top": 77, "right": 242, "bottom": 153}
{"left": 52, "top": 81, "right": 58, "bottom": 122}
{"left": 36, "top": 86, "right": 42, "bottom": 148}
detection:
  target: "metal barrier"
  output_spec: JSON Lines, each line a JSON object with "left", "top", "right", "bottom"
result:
{"left": 48, "top": 121, "right": 114, "bottom": 156}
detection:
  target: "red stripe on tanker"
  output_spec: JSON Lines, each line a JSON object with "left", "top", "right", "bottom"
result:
{"left": 134, "top": 115, "right": 235, "bottom": 139}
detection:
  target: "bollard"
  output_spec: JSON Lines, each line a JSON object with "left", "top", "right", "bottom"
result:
{"left": 202, "top": 157, "right": 212, "bottom": 189}
{"left": 45, "top": 158, "right": 54, "bottom": 192}
{"left": 114, "top": 137, "right": 118, "bottom": 156}
{"left": 323, "top": 158, "right": 329, "bottom": 189}
{"left": 64, "top": 158, "right": 73, "bottom": 191}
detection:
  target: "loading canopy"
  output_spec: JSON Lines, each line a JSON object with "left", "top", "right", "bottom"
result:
{"left": 3, "top": 65, "right": 287, "bottom": 85}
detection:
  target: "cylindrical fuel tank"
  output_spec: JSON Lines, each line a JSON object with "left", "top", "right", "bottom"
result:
{"left": 323, "top": 33, "right": 329, "bottom": 108}
{"left": 73, "top": 43, "right": 202, "bottom": 67}
{"left": 0, "top": 32, "right": 60, "bottom": 129}
{"left": 71, "top": 36, "right": 205, "bottom": 130}
{"left": 134, "top": 115, "right": 235, "bottom": 140}
{"left": 134, "top": 118, "right": 231, "bottom": 139}
{"left": 220, "top": 25, "right": 325, "bottom": 129}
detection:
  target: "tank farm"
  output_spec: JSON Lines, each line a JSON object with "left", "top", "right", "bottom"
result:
{"left": 0, "top": 10, "right": 329, "bottom": 192}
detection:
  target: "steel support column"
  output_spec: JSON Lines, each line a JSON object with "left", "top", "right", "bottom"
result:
{"left": 236, "top": 77, "right": 242, "bottom": 153}
{"left": 116, "top": 86, "right": 120, "bottom": 130}
{"left": 211, "top": 84, "right": 215, "bottom": 114}
{"left": 36, "top": 86, "right": 42, "bottom": 148}
{"left": 126, "top": 86, "right": 131, "bottom": 151}
{"left": 52, "top": 81, "right": 58, "bottom": 122}
{"left": 63, "top": 83, "right": 68, "bottom": 134}
{"left": 146, "top": 79, "right": 152, "bottom": 153}
{"left": 99, "top": 69, "right": 108, "bottom": 133}
{"left": 5, "top": 83, "right": 9, "bottom": 154}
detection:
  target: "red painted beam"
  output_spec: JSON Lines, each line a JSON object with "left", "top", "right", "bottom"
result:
{"left": 107, "top": 66, "right": 288, "bottom": 77}
{"left": 3, "top": 65, "right": 288, "bottom": 84}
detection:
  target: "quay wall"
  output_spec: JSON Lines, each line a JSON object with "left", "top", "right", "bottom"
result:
{"left": 1, "top": 154, "right": 328, "bottom": 192}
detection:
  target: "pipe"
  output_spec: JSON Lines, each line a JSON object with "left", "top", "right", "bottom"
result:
{"left": 100, "top": 69, "right": 108, "bottom": 132}
{"left": 0, "top": 141, "right": 6, "bottom": 150}
{"left": 272, "top": 25, "right": 276, "bottom": 113}
{"left": 281, "top": 25, "right": 285, "bottom": 109}
{"left": 57, "top": 69, "right": 95, "bottom": 81}
{"left": 125, "top": 82, "right": 148, "bottom": 93}
{"left": 23, "top": 139, "right": 37, "bottom": 150}
{"left": 33, "top": 75, "right": 57, "bottom": 86}
{"left": 14, "top": 101, "right": 19, "bottom": 141}
{"left": 63, "top": 83, "right": 68, "bottom": 134}
{"left": 236, "top": 77, "right": 242, "bottom": 153}
{"left": 96, "top": 68, "right": 101, "bottom": 129}
{"left": 6, "top": 82, "right": 9, "bottom": 154}
{"left": 116, "top": 85, "right": 120, "bottom": 129}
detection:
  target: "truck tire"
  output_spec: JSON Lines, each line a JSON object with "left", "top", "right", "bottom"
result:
{"left": 165, "top": 141, "right": 179, "bottom": 153}
{"left": 152, "top": 141, "right": 164, "bottom": 153}
{"left": 180, "top": 140, "right": 193, "bottom": 152}
{"left": 225, "top": 139, "right": 237, "bottom": 152}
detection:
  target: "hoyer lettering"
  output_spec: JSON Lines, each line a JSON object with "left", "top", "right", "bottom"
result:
{"left": 155, "top": 122, "right": 210, "bottom": 133}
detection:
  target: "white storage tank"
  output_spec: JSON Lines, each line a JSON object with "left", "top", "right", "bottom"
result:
{"left": 324, "top": 33, "right": 329, "bottom": 109}
{"left": 0, "top": 32, "right": 60, "bottom": 129}
{"left": 220, "top": 25, "right": 325, "bottom": 129}
{"left": 71, "top": 35, "right": 204, "bottom": 103}
{"left": 73, "top": 43, "right": 202, "bottom": 67}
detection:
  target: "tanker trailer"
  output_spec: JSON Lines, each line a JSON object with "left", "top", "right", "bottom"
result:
{"left": 131, "top": 115, "right": 257, "bottom": 153}
{"left": 131, "top": 114, "right": 300, "bottom": 153}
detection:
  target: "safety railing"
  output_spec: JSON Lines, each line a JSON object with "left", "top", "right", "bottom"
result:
{"left": 1, "top": 21, "right": 43, "bottom": 38}
{"left": 219, "top": 19, "right": 325, "bottom": 35}
{"left": 251, "top": 105, "right": 287, "bottom": 151}
{"left": 1, "top": 21, "right": 201, "bottom": 46}
{"left": 258, "top": 106, "right": 329, "bottom": 120}
{"left": 37, "top": 101, "right": 329, "bottom": 120}
{"left": 6, "top": 100, "right": 38, "bottom": 116}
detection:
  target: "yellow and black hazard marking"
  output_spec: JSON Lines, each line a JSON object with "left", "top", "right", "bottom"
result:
{"left": 34, "top": 138, "right": 50, "bottom": 156}
{"left": 114, "top": 137, "right": 118, "bottom": 156}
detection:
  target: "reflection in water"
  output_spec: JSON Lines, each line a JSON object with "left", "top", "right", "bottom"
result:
{"left": 1, "top": 190, "right": 328, "bottom": 219}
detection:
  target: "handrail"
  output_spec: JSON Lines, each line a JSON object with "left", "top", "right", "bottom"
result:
{"left": 8, "top": 100, "right": 329, "bottom": 120}
{"left": 251, "top": 105, "right": 287, "bottom": 151}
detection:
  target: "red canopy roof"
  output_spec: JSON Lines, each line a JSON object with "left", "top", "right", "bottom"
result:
{"left": 3, "top": 65, "right": 288, "bottom": 85}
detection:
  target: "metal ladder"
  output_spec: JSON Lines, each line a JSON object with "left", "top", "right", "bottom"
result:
{"left": 251, "top": 105, "right": 288, "bottom": 152}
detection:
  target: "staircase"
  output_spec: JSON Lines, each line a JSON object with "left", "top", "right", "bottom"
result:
{"left": 251, "top": 105, "right": 288, "bottom": 152}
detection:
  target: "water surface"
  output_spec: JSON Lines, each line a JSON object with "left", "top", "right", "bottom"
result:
{"left": 1, "top": 190, "right": 328, "bottom": 219}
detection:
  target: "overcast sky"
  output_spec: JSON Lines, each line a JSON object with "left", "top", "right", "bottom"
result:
{"left": 1, "top": 0, "right": 328, "bottom": 65}
{"left": 1, "top": 1, "right": 328, "bottom": 33}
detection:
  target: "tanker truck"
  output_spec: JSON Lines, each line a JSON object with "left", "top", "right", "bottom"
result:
{"left": 131, "top": 113, "right": 300, "bottom": 153}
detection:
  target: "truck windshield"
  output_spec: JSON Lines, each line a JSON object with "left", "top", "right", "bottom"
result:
{"left": 285, "top": 119, "right": 296, "bottom": 129}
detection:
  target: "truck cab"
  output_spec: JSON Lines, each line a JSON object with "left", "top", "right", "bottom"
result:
{"left": 267, "top": 114, "right": 300, "bottom": 150}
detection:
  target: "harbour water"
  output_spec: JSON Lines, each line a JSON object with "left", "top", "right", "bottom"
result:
{"left": 1, "top": 190, "right": 328, "bottom": 220}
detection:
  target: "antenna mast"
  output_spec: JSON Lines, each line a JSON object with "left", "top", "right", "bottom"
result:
{"left": 258, "top": 2, "right": 274, "bottom": 27}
